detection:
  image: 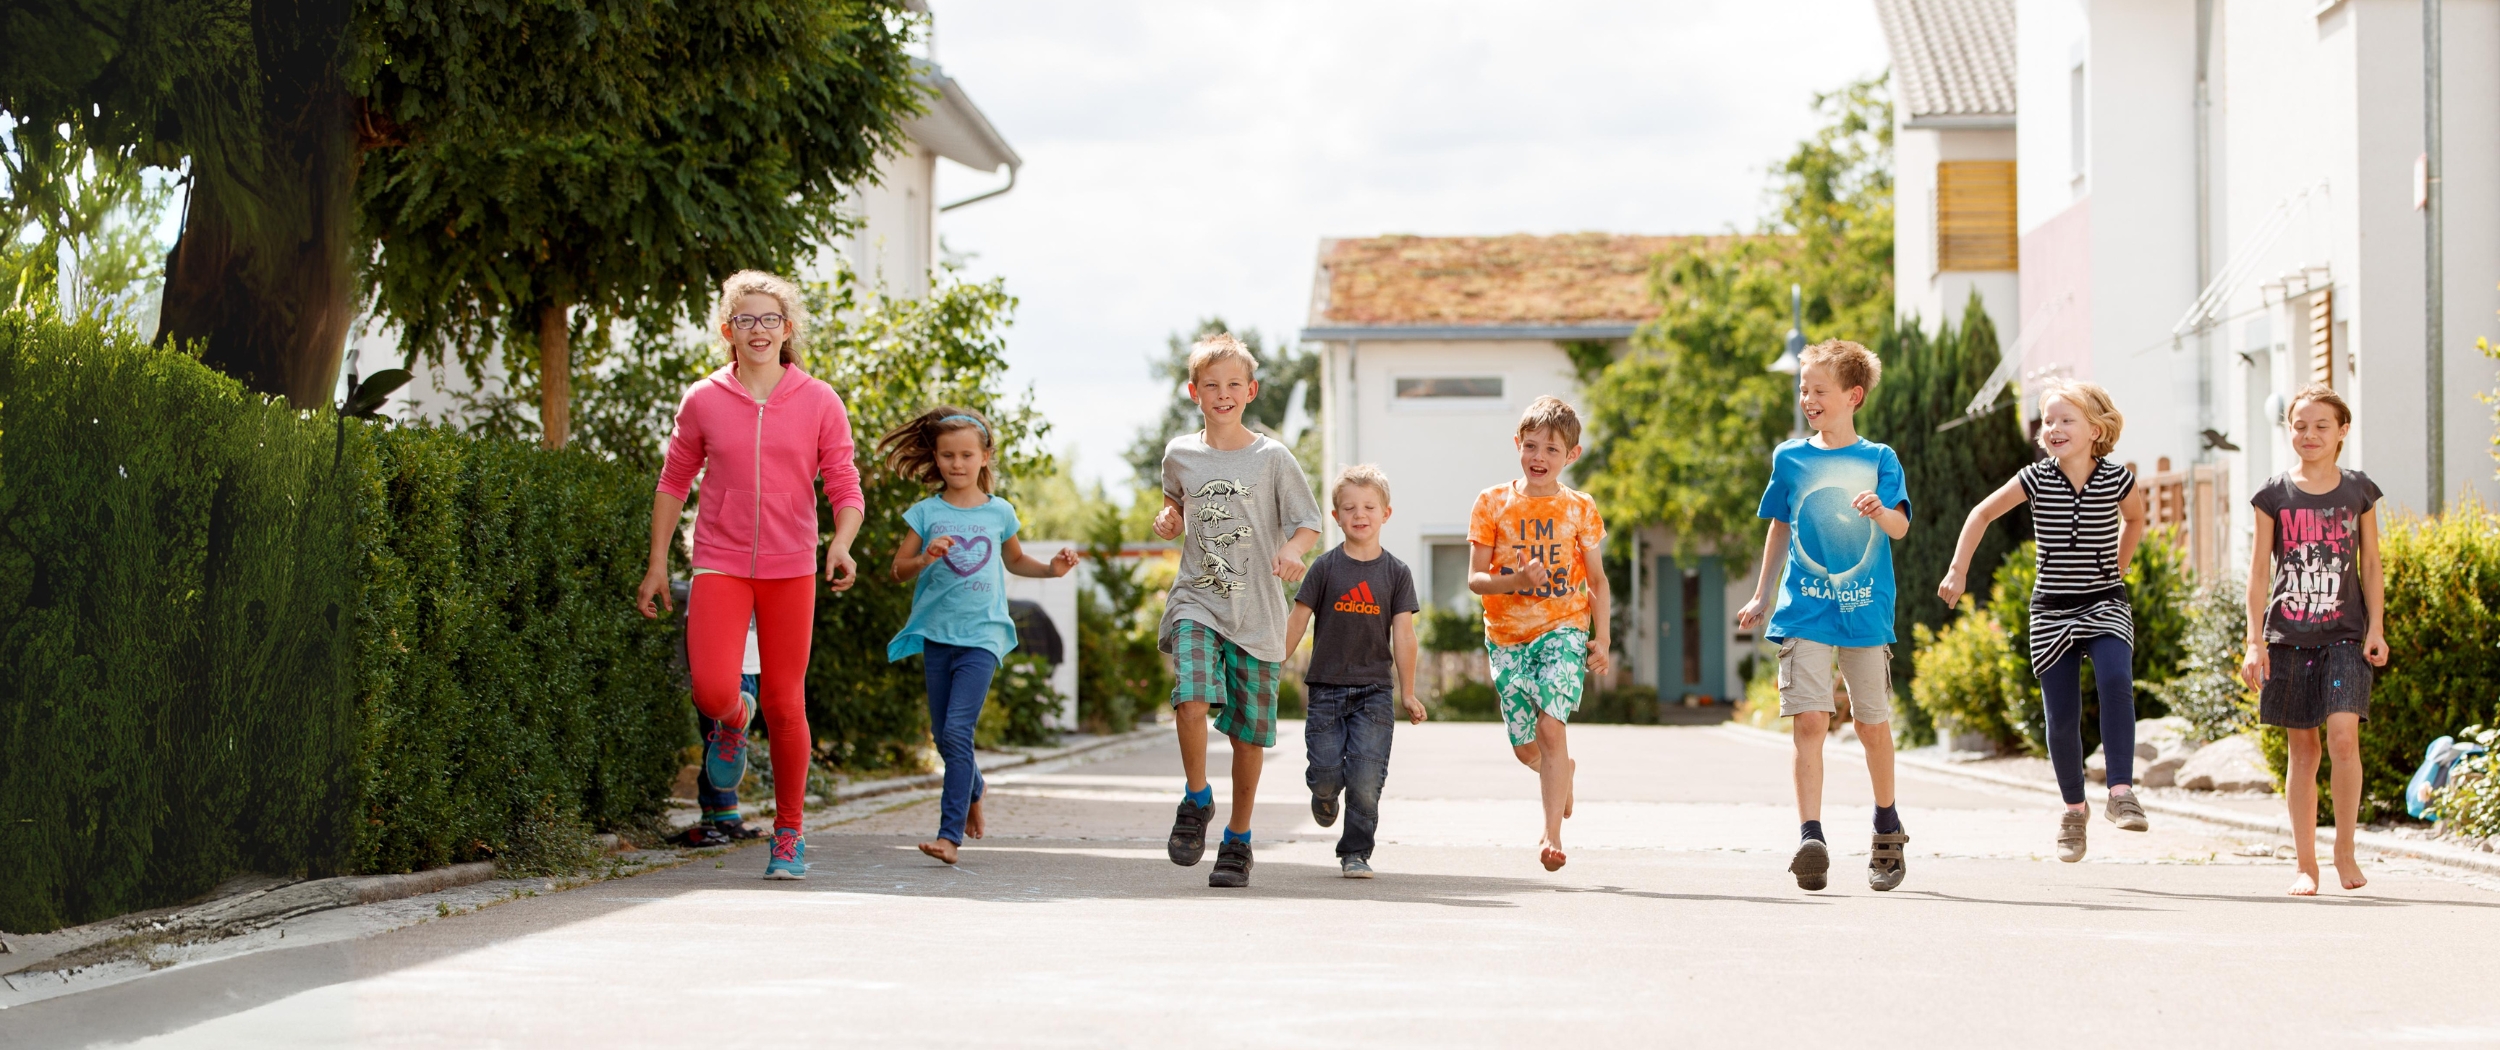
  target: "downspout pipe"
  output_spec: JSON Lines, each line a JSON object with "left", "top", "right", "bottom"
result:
{"left": 2424, "top": 0, "right": 2445, "bottom": 514}
{"left": 940, "top": 164, "right": 1017, "bottom": 213}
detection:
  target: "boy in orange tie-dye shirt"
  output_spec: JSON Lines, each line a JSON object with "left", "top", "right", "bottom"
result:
{"left": 1468, "top": 395, "right": 1611, "bottom": 873}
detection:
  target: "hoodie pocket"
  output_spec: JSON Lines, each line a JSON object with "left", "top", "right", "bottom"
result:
{"left": 755, "top": 491, "right": 817, "bottom": 556}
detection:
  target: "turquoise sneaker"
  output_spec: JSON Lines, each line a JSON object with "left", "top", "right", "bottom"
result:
{"left": 764, "top": 828, "right": 808, "bottom": 880}
{"left": 703, "top": 693, "right": 758, "bottom": 793}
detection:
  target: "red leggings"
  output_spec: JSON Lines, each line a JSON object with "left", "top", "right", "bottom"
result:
{"left": 690, "top": 573, "right": 816, "bottom": 832}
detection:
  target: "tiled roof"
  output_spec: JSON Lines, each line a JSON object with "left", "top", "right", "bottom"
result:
{"left": 1307, "top": 233, "right": 1713, "bottom": 329}
{"left": 1874, "top": 0, "right": 2016, "bottom": 124}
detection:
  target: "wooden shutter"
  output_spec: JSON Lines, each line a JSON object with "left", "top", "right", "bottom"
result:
{"left": 2308, "top": 287, "right": 2334, "bottom": 388}
{"left": 1937, "top": 161, "right": 2019, "bottom": 272}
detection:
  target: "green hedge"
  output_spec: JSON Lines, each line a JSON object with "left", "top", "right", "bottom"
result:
{"left": 0, "top": 312, "right": 686, "bottom": 932}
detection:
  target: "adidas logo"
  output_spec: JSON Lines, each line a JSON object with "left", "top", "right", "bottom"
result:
{"left": 1332, "top": 581, "right": 1382, "bottom": 615}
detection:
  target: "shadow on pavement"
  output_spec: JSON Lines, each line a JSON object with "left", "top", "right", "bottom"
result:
{"left": 2115, "top": 886, "right": 2500, "bottom": 909}
{"left": 1879, "top": 889, "right": 2168, "bottom": 913}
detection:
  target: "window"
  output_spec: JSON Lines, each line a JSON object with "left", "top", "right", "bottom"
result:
{"left": 1429, "top": 542, "right": 1472, "bottom": 608}
{"left": 2069, "top": 62, "right": 2089, "bottom": 187}
{"left": 1396, "top": 376, "right": 1503, "bottom": 400}
{"left": 1937, "top": 161, "right": 2018, "bottom": 272}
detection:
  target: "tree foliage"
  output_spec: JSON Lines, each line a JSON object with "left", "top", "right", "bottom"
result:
{"left": 0, "top": 119, "right": 177, "bottom": 318}
{"left": 1579, "top": 76, "right": 1894, "bottom": 562}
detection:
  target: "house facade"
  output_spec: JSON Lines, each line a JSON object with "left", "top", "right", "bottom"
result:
{"left": 1880, "top": 0, "right": 2020, "bottom": 342}
{"left": 1299, "top": 233, "right": 1750, "bottom": 702}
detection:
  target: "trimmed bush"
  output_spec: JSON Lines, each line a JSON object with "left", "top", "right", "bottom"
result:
{"left": 976, "top": 651, "right": 1061, "bottom": 750}
{"left": 2151, "top": 570, "right": 2257, "bottom": 744}
{"left": 2265, "top": 504, "right": 2500, "bottom": 821}
{"left": 0, "top": 312, "right": 686, "bottom": 932}
{"left": 1908, "top": 597, "right": 2028, "bottom": 749}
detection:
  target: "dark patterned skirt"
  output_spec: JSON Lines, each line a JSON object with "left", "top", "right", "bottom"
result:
{"left": 2258, "top": 641, "right": 2374, "bottom": 729}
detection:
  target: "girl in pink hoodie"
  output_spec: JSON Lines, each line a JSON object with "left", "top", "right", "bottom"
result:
{"left": 637, "top": 270, "right": 866, "bottom": 880}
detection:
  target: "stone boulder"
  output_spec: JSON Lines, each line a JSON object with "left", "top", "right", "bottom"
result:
{"left": 2085, "top": 717, "right": 2198, "bottom": 786}
{"left": 2174, "top": 734, "right": 2276, "bottom": 793}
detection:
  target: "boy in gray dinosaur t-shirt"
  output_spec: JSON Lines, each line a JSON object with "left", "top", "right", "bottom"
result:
{"left": 1151, "top": 334, "right": 1324, "bottom": 890}
{"left": 1285, "top": 465, "right": 1422, "bottom": 878}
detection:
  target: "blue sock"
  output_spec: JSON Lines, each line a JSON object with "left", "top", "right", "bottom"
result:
{"left": 1222, "top": 827, "right": 1251, "bottom": 845}
{"left": 1185, "top": 784, "right": 1213, "bottom": 808}
{"left": 1874, "top": 805, "right": 1902, "bottom": 834}
{"left": 1801, "top": 820, "right": 1825, "bottom": 843}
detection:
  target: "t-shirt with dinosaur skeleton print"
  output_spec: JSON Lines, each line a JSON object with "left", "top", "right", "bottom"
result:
{"left": 1157, "top": 431, "right": 1325, "bottom": 663}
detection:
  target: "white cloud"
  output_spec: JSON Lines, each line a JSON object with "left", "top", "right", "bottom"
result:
{"left": 927, "top": 0, "right": 1888, "bottom": 491}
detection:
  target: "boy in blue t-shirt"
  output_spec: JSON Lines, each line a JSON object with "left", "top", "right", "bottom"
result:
{"left": 1736, "top": 339, "right": 1912, "bottom": 894}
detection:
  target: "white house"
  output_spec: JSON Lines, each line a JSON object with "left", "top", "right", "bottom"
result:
{"left": 1299, "top": 233, "right": 1752, "bottom": 703}
{"left": 1880, "top": 0, "right": 2021, "bottom": 342}
{"left": 1996, "top": 0, "right": 2500, "bottom": 573}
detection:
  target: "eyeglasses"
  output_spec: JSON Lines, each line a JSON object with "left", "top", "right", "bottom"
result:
{"left": 728, "top": 313, "right": 786, "bottom": 331}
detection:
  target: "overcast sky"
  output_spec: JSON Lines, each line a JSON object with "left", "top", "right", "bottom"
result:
{"left": 924, "top": 1, "right": 1890, "bottom": 495}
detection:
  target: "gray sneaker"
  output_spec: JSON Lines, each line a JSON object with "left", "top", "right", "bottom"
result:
{"left": 1868, "top": 831, "right": 1909, "bottom": 891}
{"left": 2057, "top": 809, "right": 2090, "bottom": 863}
{"left": 1340, "top": 856, "right": 1374, "bottom": 879}
{"left": 2106, "top": 792, "right": 2149, "bottom": 832}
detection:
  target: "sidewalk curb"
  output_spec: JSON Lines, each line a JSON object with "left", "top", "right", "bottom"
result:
{"left": 1719, "top": 723, "right": 2500, "bottom": 879}
{"left": 817, "top": 725, "right": 1166, "bottom": 808}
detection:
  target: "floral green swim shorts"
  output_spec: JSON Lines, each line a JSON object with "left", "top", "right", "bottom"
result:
{"left": 1486, "top": 627, "right": 1588, "bottom": 747}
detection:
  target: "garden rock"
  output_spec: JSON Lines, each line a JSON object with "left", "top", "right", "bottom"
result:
{"left": 2085, "top": 718, "right": 2198, "bottom": 785}
{"left": 2175, "top": 735, "right": 2274, "bottom": 792}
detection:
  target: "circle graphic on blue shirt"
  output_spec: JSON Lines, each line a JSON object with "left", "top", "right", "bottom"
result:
{"left": 1793, "top": 486, "right": 1879, "bottom": 581}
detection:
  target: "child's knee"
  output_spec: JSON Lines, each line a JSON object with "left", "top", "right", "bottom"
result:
{"left": 1792, "top": 711, "right": 1830, "bottom": 740}
{"left": 1512, "top": 742, "right": 1543, "bottom": 768}
{"left": 2325, "top": 716, "right": 2362, "bottom": 755}
{"left": 2286, "top": 728, "right": 2322, "bottom": 758}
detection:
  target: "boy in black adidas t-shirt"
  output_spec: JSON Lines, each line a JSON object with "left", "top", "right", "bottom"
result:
{"left": 1285, "top": 465, "right": 1423, "bottom": 877}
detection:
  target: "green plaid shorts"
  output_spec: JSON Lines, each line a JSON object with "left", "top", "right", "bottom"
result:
{"left": 1487, "top": 627, "right": 1589, "bottom": 747}
{"left": 1170, "top": 620, "right": 1281, "bottom": 747}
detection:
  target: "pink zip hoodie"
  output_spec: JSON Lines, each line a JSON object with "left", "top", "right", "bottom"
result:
{"left": 657, "top": 364, "right": 867, "bottom": 579}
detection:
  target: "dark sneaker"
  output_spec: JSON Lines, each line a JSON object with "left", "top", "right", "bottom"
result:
{"left": 1340, "top": 856, "right": 1374, "bottom": 879}
{"left": 1789, "top": 837, "right": 1830, "bottom": 891}
{"left": 1168, "top": 800, "right": 1213, "bottom": 866}
{"left": 715, "top": 819, "right": 762, "bottom": 841}
{"left": 675, "top": 823, "right": 730, "bottom": 848}
{"left": 1209, "top": 839, "right": 1253, "bottom": 888}
{"left": 1312, "top": 791, "right": 1340, "bottom": 828}
{"left": 2106, "top": 792, "right": 2149, "bottom": 832}
{"left": 1869, "top": 831, "right": 1909, "bottom": 891}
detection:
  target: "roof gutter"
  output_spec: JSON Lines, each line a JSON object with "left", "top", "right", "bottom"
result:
{"left": 1299, "top": 323, "right": 1640, "bottom": 342}
{"left": 940, "top": 164, "right": 1015, "bottom": 212}
{"left": 1902, "top": 113, "right": 2015, "bottom": 130}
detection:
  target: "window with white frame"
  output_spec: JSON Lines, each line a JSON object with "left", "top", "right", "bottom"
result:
{"left": 1391, "top": 375, "right": 1506, "bottom": 412}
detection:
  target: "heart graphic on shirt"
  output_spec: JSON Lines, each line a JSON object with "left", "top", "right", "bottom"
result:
{"left": 939, "top": 534, "right": 994, "bottom": 577}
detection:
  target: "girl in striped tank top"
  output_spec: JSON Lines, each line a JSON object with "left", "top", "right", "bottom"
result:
{"left": 1938, "top": 380, "right": 2149, "bottom": 863}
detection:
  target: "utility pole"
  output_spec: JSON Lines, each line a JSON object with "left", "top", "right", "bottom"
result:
{"left": 1769, "top": 284, "right": 1807, "bottom": 438}
{"left": 2425, "top": 0, "right": 2445, "bottom": 513}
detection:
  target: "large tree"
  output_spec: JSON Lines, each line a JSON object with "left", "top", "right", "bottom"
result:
{"left": 0, "top": 0, "right": 921, "bottom": 425}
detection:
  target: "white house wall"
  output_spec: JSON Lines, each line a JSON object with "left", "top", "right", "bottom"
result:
{"left": 1895, "top": 125, "right": 2020, "bottom": 341}
{"left": 827, "top": 140, "right": 938, "bottom": 300}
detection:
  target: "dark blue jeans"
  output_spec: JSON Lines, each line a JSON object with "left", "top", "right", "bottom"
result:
{"left": 923, "top": 641, "right": 998, "bottom": 844}
{"left": 2042, "top": 634, "right": 2135, "bottom": 804}
{"left": 1305, "top": 683, "right": 1396, "bottom": 860}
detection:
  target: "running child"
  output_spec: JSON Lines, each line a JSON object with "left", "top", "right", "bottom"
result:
{"left": 2242, "top": 383, "right": 2385, "bottom": 896}
{"left": 881, "top": 406, "right": 1080, "bottom": 866}
{"left": 1468, "top": 395, "right": 1610, "bottom": 873}
{"left": 1283, "top": 464, "right": 1424, "bottom": 879}
{"left": 639, "top": 270, "right": 865, "bottom": 880}
{"left": 1151, "top": 333, "right": 1325, "bottom": 889}
{"left": 1939, "top": 378, "right": 2149, "bottom": 864}
{"left": 1739, "top": 340, "right": 1912, "bottom": 892}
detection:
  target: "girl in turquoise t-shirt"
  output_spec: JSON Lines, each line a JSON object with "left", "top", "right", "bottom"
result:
{"left": 878, "top": 406, "right": 1077, "bottom": 864}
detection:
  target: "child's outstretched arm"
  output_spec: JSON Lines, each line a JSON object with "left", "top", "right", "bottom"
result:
{"left": 2359, "top": 508, "right": 2387, "bottom": 666}
{"left": 1392, "top": 611, "right": 1423, "bottom": 723}
{"left": 1937, "top": 477, "right": 2028, "bottom": 605}
{"left": 2241, "top": 514, "right": 2276, "bottom": 689}
{"left": 1735, "top": 521, "right": 1789, "bottom": 630}
{"left": 1585, "top": 547, "right": 1612, "bottom": 677}
{"left": 1002, "top": 536, "right": 1080, "bottom": 579}
{"left": 891, "top": 527, "right": 954, "bottom": 583}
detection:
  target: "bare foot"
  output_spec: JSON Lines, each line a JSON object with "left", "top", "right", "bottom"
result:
{"left": 2287, "top": 869, "right": 2319, "bottom": 896}
{"left": 916, "top": 839, "right": 959, "bottom": 864}
{"left": 2335, "top": 857, "right": 2367, "bottom": 891}
{"left": 1564, "top": 786, "right": 1575, "bottom": 820}
{"left": 1538, "top": 840, "right": 1567, "bottom": 872}
{"left": 966, "top": 797, "right": 985, "bottom": 840}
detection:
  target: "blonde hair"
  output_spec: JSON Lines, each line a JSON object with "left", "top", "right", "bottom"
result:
{"left": 1516, "top": 395, "right": 1582, "bottom": 447}
{"left": 877, "top": 405, "right": 996, "bottom": 493}
{"left": 1799, "top": 339, "right": 1881, "bottom": 396}
{"left": 2034, "top": 378, "right": 2124, "bottom": 458}
{"left": 709, "top": 269, "right": 810, "bottom": 365}
{"left": 1331, "top": 464, "right": 1393, "bottom": 509}
{"left": 1186, "top": 332, "right": 1259, "bottom": 384}
{"left": 2286, "top": 382, "right": 2353, "bottom": 457}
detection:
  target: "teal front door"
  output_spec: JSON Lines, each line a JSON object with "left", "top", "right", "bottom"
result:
{"left": 1655, "top": 555, "right": 1726, "bottom": 701}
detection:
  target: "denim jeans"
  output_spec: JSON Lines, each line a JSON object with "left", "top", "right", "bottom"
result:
{"left": 923, "top": 641, "right": 998, "bottom": 844}
{"left": 1305, "top": 682, "right": 1396, "bottom": 860}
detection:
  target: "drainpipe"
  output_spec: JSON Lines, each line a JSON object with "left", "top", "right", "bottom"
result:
{"left": 2194, "top": 0, "right": 2214, "bottom": 454}
{"left": 2424, "top": 0, "right": 2445, "bottom": 514}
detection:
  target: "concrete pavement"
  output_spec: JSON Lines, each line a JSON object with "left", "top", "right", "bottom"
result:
{"left": 11, "top": 721, "right": 2500, "bottom": 1048}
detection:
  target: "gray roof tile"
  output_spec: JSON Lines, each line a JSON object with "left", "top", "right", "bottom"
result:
{"left": 1875, "top": 0, "right": 2016, "bottom": 122}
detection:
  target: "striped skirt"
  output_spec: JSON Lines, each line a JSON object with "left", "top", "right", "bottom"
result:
{"left": 2027, "top": 586, "right": 2134, "bottom": 679}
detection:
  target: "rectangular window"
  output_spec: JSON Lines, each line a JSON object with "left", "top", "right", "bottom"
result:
{"left": 1395, "top": 376, "right": 1503, "bottom": 400}
{"left": 1429, "top": 542, "right": 1471, "bottom": 608}
{"left": 1937, "top": 161, "right": 2018, "bottom": 272}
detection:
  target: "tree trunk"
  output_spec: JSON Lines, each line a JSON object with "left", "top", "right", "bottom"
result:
{"left": 154, "top": 0, "right": 358, "bottom": 409}
{"left": 538, "top": 301, "right": 571, "bottom": 449}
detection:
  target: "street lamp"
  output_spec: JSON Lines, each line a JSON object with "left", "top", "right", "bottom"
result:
{"left": 1767, "top": 283, "right": 1806, "bottom": 437}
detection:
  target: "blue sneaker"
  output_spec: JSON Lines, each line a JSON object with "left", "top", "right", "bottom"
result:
{"left": 764, "top": 828, "right": 808, "bottom": 880}
{"left": 703, "top": 693, "right": 758, "bottom": 793}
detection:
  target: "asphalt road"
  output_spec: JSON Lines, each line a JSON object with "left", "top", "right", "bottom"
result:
{"left": 13, "top": 721, "right": 2500, "bottom": 1049}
